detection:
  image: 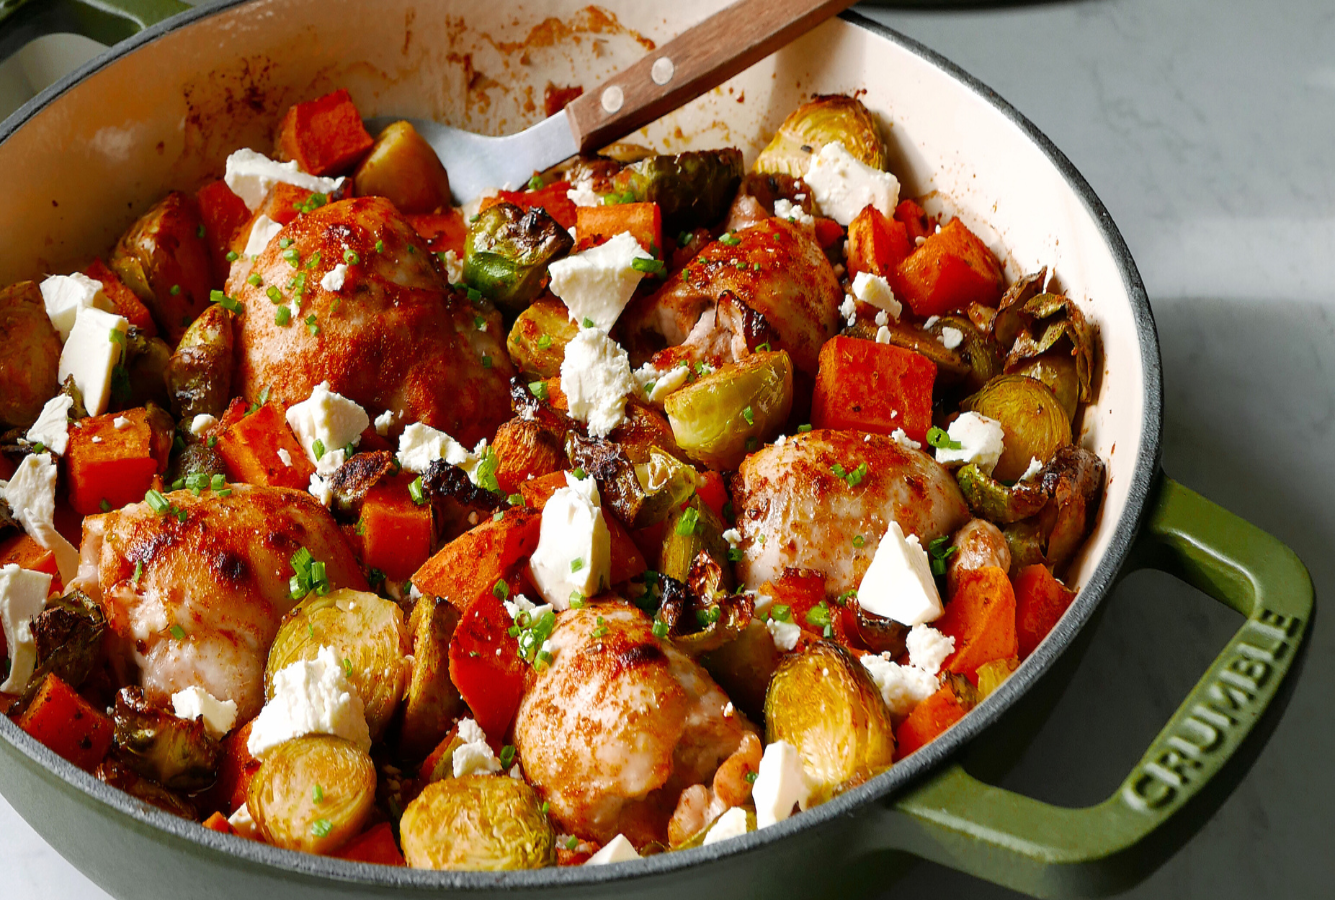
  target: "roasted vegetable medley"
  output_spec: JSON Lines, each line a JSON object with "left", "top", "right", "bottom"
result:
{"left": 0, "top": 88, "right": 1103, "bottom": 868}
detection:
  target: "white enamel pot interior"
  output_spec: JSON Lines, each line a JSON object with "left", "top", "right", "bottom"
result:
{"left": 0, "top": 1, "right": 1164, "bottom": 898}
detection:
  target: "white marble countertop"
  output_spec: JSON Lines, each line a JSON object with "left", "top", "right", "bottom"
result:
{"left": 2, "top": 1, "right": 1332, "bottom": 897}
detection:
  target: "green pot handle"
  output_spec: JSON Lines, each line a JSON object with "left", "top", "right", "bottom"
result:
{"left": 0, "top": 0, "right": 188, "bottom": 64}
{"left": 884, "top": 475, "right": 1313, "bottom": 898}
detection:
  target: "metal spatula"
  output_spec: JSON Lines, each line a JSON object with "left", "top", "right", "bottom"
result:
{"left": 365, "top": 0, "right": 859, "bottom": 204}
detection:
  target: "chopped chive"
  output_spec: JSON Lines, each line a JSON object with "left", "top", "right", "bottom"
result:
{"left": 631, "top": 257, "right": 666, "bottom": 275}
{"left": 226, "top": 250, "right": 239, "bottom": 262}
{"left": 675, "top": 507, "right": 700, "bottom": 536}
{"left": 312, "top": 439, "right": 326, "bottom": 461}
{"left": 536, "top": 334, "right": 552, "bottom": 350}
{"left": 311, "top": 818, "right": 333, "bottom": 838}
{"left": 343, "top": 249, "right": 360, "bottom": 265}
{"left": 170, "top": 284, "right": 181, "bottom": 296}
{"left": 570, "top": 557, "right": 585, "bottom": 573}
{"left": 375, "top": 240, "right": 384, "bottom": 253}
{"left": 306, "top": 313, "right": 319, "bottom": 335}
{"left": 742, "top": 405, "right": 755, "bottom": 425}
{"left": 719, "top": 232, "right": 741, "bottom": 246}
{"left": 247, "top": 273, "right": 263, "bottom": 287}
{"left": 169, "top": 624, "right": 186, "bottom": 640}
{"left": 275, "top": 305, "right": 291, "bottom": 326}
{"left": 409, "top": 476, "right": 426, "bottom": 506}
{"left": 266, "top": 285, "right": 283, "bottom": 304}
{"left": 528, "top": 381, "right": 549, "bottom": 401}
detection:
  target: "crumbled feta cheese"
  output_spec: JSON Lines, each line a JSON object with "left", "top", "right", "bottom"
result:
{"left": 858, "top": 520, "right": 942, "bottom": 626}
{"left": 751, "top": 590, "right": 773, "bottom": 617}
{"left": 320, "top": 263, "right": 348, "bottom": 292}
{"left": 25, "top": 394, "right": 73, "bottom": 455}
{"left": 585, "top": 833, "right": 640, "bottom": 865}
{"left": 0, "top": 564, "right": 52, "bottom": 693}
{"left": 285, "top": 381, "right": 369, "bottom": 476}
{"left": 753, "top": 740, "right": 812, "bottom": 828}
{"left": 766, "top": 616, "right": 802, "bottom": 651}
{"left": 277, "top": 448, "right": 293, "bottom": 467}
{"left": 906, "top": 624, "right": 956, "bottom": 676}
{"left": 702, "top": 806, "right": 751, "bottom": 845}
{"left": 441, "top": 249, "right": 463, "bottom": 284}
{"left": 112, "top": 416, "right": 129, "bottom": 430}
{"left": 247, "top": 645, "right": 371, "bottom": 756}
{"left": 635, "top": 361, "right": 690, "bottom": 404}
{"left": 1019, "top": 456, "right": 1044, "bottom": 482}
{"left": 890, "top": 428, "right": 921, "bottom": 450}
{"left": 1, "top": 453, "right": 79, "bottom": 583}
{"left": 171, "top": 686, "right": 238, "bottom": 739}
{"left": 721, "top": 528, "right": 742, "bottom": 549}
{"left": 373, "top": 409, "right": 395, "bottom": 437}
{"left": 772, "top": 197, "right": 814, "bottom": 227}
{"left": 548, "top": 232, "right": 652, "bottom": 332}
{"left": 874, "top": 310, "right": 889, "bottom": 327}
{"left": 243, "top": 214, "right": 283, "bottom": 257}
{"left": 802, "top": 141, "right": 900, "bottom": 226}
{"left": 860, "top": 653, "right": 939, "bottom": 718}
{"left": 451, "top": 717, "right": 502, "bottom": 778}
{"left": 228, "top": 802, "right": 261, "bottom": 839}
{"left": 307, "top": 473, "right": 333, "bottom": 507}
{"left": 875, "top": 325, "right": 892, "bottom": 344}
{"left": 851, "top": 271, "right": 902, "bottom": 319}
{"left": 939, "top": 326, "right": 964, "bottom": 350}
{"left": 560, "top": 329, "right": 636, "bottom": 438}
{"left": 566, "top": 180, "right": 601, "bottom": 208}
{"left": 39, "top": 273, "right": 112, "bottom": 341}
{"left": 924, "top": 315, "right": 940, "bottom": 328}
{"left": 58, "top": 305, "right": 128, "bottom": 417}
{"left": 723, "top": 701, "right": 736, "bottom": 718}
{"left": 528, "top": 472, "right": 610, "bottom": 608}
{"left": 934, "top": 411, "right": 1005, "bottom": 475}
{"left": 189, "top": 414, "right": 217, "bottom": 437}
{"left": 396, "top": 422, "right": 486, "bottom": 477}
{"left": 503, "top": 593, "right": 552, "bottom": 625}
{"left": 224, "top": 148, "right": 343, "bottom": 212}
{"left": 839, "top": 294, "right": 857, "bottom": 327}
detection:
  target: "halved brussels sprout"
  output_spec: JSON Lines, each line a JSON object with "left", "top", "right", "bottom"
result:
{"left": 1002, "top": 520, "right": 1047, "bottom": 570}
{"left": 764, "top": 641, "right": 894, "bottom": 803}
{"left": 165, "top": 440, "right": 228, "bottom": 487}
{"left": 247, "top": 734, "right": 377, "bottom": 854}
{"left": 265, "top": 589, "right": 411, "bottom": 741}
{"left": 112, "top": 686, "right": 221, "bottom": 792}
{"left": 609, "top": 148, "right": 744, "bottom": 232}
{"left": 399, "top": 775, "right": 555, "bottom": 871}
{"left": 463, "top": 203, "right": 573, "bottom": 313}
{"left": 26, "top": 590, "right": 106, "bottom": 695}
{"left": 1037, "top": 445, "right": 1105, "bottom": 571}
{"left": 848, "top": 607, "right": 909, "bottom": 657}
{"left": 955, "top": 463, "right": 1050, "bottom": 525}
{"left": 164, "top": 303, "right": 234, "bottom": 420}
{"left": 1010, "top": 354, "right": 1080, "bottom": 423}
{"left": 992, "top": 270, "right": 1095, "bottom": 406}
{"left": 664, "top": 350, "right": 794, "bottom": 471}
{"left": 660, "top": 495, "right": 732, "bottom": 587}
{"left": 0, "top": 281, "right": 61, "bottom": 428}
{"left": 566, "top": 435, "right": 694, "bottom": 528}
{"left": 702, "top": 621, "right": 780, "bottom": 723}
{"left": 124, "top": 329, "right": 172, "bottom": 410}
{"left": 110, "top": 191, "right": 213, "bottom": 342}
{"left": 754, "top": 95, "right": 886, "bottom": 178}
{"left": 654, "top": 552, "right": 752, "bottom": 656}
{"left": 96, "top": 756, "right": 197, "bottom": 819}
{"left": 399, "top": 595, "right": 465, "bottom": 761}
{"left": 505, "top": 297, "right": 579, "bottom": 380}
{"left": 929, "top": 315, "right": 1004, "bottom": 393}
{"left": 353, "top": 120, "right": 452, "bottom": 214}
{"left": 962, "top": 375, "right": 1071, "bottom": 483}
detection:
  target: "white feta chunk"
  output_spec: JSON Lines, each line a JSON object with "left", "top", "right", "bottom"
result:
{"left": 451, "top": 717, "right": 503, "bottom": 778}
{"left": 171, "top": 686, "right": 239, "bottom": 739}
{"left": 890, "top": 428, "right": 921, "bottom": 450}
{"left": 284, "top": 381, "right": 369, "bottom": 476}
{"left": 112, "top": 416, "right": 129, "bottom": 430}
{"left": 25, "top": 394, "right": 73, "bottom": 456}
{"left": 585, "top": 833, "right": 640, "bottom": 865}
{"left": 839, "top": 294, "right": 857, "bottom": 327}
{"left": 721, "top": 528, "right": 742, "bottom": 549}
{"left": 566, "top": 180, "right": 601, "bottom": 208}
{"left": 772, "top": 197, "right": 814, "bottom": 227}
{"left": 320, "top": 263, "right": 348, "bottom": 292}
{"left": 502, "top": 593, "right": 552, "bottom": 625}
{"left": 906, "top": 624, "right": 956, "bottom": 676}
{"left": 851, "top": 271, "right": 902, "bottom": 319}
{"left": 702, "top": 806, "right": 751, "bottom": 845}
{"left": 396, "top": 422, "right": 487, "bottom": 478}
{"left": 224, "top": 148, "right": 343, "bottom": 212}
{"left": 2, "top": 453, "right": 79, "bottom": 583}
{"left": 560, "top": 329, "right": 636, "bottom": 438}
{"left": 548, "top": 232, "right": 652, "bottom": 332}
{"left": 373, "top": 409, "right": 395, "bottom": 437}
{"left": 528, "top": 472, "right": 610, "bottom": 609}
{"left": 1019, "top": 456, "right": 1044, "bottom": 482}
{"left": 753, "top": 740, "right": 812, "bottom": 828}
{"left": 875, "top": 325, "right": 892, "bottom": 344}
{"left": 246, "top": 645, "right": 371, "bottom": 756}
{"left": 766, "top": 616, "right": 802, "bottom": 652}
{"left": 802, "top": 141, "right": 900, "bottom": 226}
{"left": 858, "top": 520, "right": 942, "bottom": 626}
{"left": 188, "top": 413, "right": 217, "bottom": 437}
{"left": 939, "top": 326, "right": 964, "bottom": 350}
{"left": 860, "top": 653, "right": 939, "bottom": 718}
{"left": 874, "top": 310, "right": 889, "bottom": 327}
{"left": 307, "top": 473, "right": 333, "bottom": 507}
{"left": 635, "top": 361, "right": 690, "bottom": 404}
{"left": 40, "top": 273, "right": 112, "bottom": 341}
{"left": 227, "top": 802, "right": 261, "bottom": 839}
{"left": 934, "top": 411, "right": 1005, "bottom": 475}
{"left": 0, "top": 564, "right": 52, "bottom": 694}
{"left": 57, "top": 305, "right": 128, "bottom": 417}
{"left": 243, "top": 214, "right": 283, "bottom": 257}
{"left": 441, "top": 249, "right": 463, "bottom": 284}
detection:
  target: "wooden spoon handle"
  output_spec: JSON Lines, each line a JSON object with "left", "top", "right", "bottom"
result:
{"left": 565, "top": 0, "right": 860, "bottom": 153}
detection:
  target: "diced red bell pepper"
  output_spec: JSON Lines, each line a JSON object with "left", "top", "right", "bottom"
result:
{"left": 894, "top": 199, "right": 931, "bottom": 244}
{"left": 337, "top": 821, "right": 406, "bottom": 866}
{"left": 894, "top": 685, "right": 968, "bottom": 760}
{"left": 813, "top": 216, "right": 845, "bottom": 249}
{"left": 693, "top": 470, "right": 729, "bottom": 522}
{"left": 447, "top": 591, "right": 528, "bottom": 740}
{"left": 810, "top": 336, "right": 937, "bottom": 443}
{"left": 275, "top": 89, "right": 375, "bottom": 177}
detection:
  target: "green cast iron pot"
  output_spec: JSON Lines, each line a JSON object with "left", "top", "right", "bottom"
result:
{"left": 0, "top": 1, "right": 1313, "bottom": 898}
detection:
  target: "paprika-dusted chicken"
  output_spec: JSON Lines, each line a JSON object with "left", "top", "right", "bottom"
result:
{"left": 229, "top": 196, "right": 514, "bottom": 445}
{"left": 71, "top": 484, "right": 367, "bottom": 721}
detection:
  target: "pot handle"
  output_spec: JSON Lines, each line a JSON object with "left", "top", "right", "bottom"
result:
{"left": 883, "top": 475, "right": 1312, "bottom": 898}
{"left": 0, "top": 0, "right": 188, "bottom": 65}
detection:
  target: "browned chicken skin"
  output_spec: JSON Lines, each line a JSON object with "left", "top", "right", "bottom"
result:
{"left": 513, "top": 602, "right": 756, "bottom": 847}
{"left": 620, "top": 217, "right": 841, "bottom": 375}
{"left": 228, "top": 196, "right": 514, "bottom": 445}
{"left": 732, "top": 430, "right": 970, "bottom": 596}
{"left": 71, "top": 484, "right": 367, "bottom": 721}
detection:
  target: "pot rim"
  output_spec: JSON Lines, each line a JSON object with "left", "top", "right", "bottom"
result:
{"left": 0, "top": 1, "right": 1164, "bottom": 889}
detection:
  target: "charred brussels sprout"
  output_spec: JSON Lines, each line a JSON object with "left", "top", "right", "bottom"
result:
{"left": 26, "top": 590, "right": 106, "bottom": 695}
{"left": 164, "top": 303, "right": 234, "bottom": 420}
{"left": 1037, "top": 445, "right": 1105, "bottom": 571}
{"left": 506, "top": 297, "right": 579, "bottom": 380}
{"left": 764, "top": 641, "right": 894, "bottom": 803}
{"left": 702, "top": 621, "right": 781, "bottom": 722}
{"left": 353, "top": 121, "right": 452, "bottom": 214}
{"left": 955, "top": 463, "right": 1049, "bottom": 525}
{"left": 96, "top": 756, "right": 197, "bottom": 819}
{"left": 609, "top": 148, "right": 744, "bottom": 232}
{"left": 400, "top": 775, "right": 555, "bottom": 871}
{"left": 265, "top": 589, "right": 410, "bottom": 741}
{"left": 463, "top": 203, "right": 573, "bottom": 312}
{"left": 962, "top": 374, "right": 1071, "bottom": 483}
{"left": 754, "top": 94, "right": 886, "bottom": 178}
{"left": 112, "top": 687, "right": 221, "bottom": 792}
{"left": 110, "top": 191, "right": 213, "bottom": 342}
{"left": 1010, "top": 354, "right": 1081, "bottom": 423}
{"left": 664, "top": 350, "right": 794, "bottom": 471}
{"left": 566, "top": 435, "right": 695, "bottom": 529}
{"left": 399, "top": 595, "right": 465, "bottom": 761}
{"left": 0, "top": 281, "right": 61, "bottom": 427}
{"left": 992, "top": 269, "right": 1095, "bottom": 407}
{"left": 166, "top": 440, "right": 228, "bottom": 487}
{"left": 247, "top": 734, "right": 377, "bottom": 854}
{"left": 660, "top": 495, "right": 732, "bottom": 587}
{"left": 1002, "top": 520, "right": 1047, "bottom": 570}
{"left": 123, "top": 329, "right": 172, "bottom": 410}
